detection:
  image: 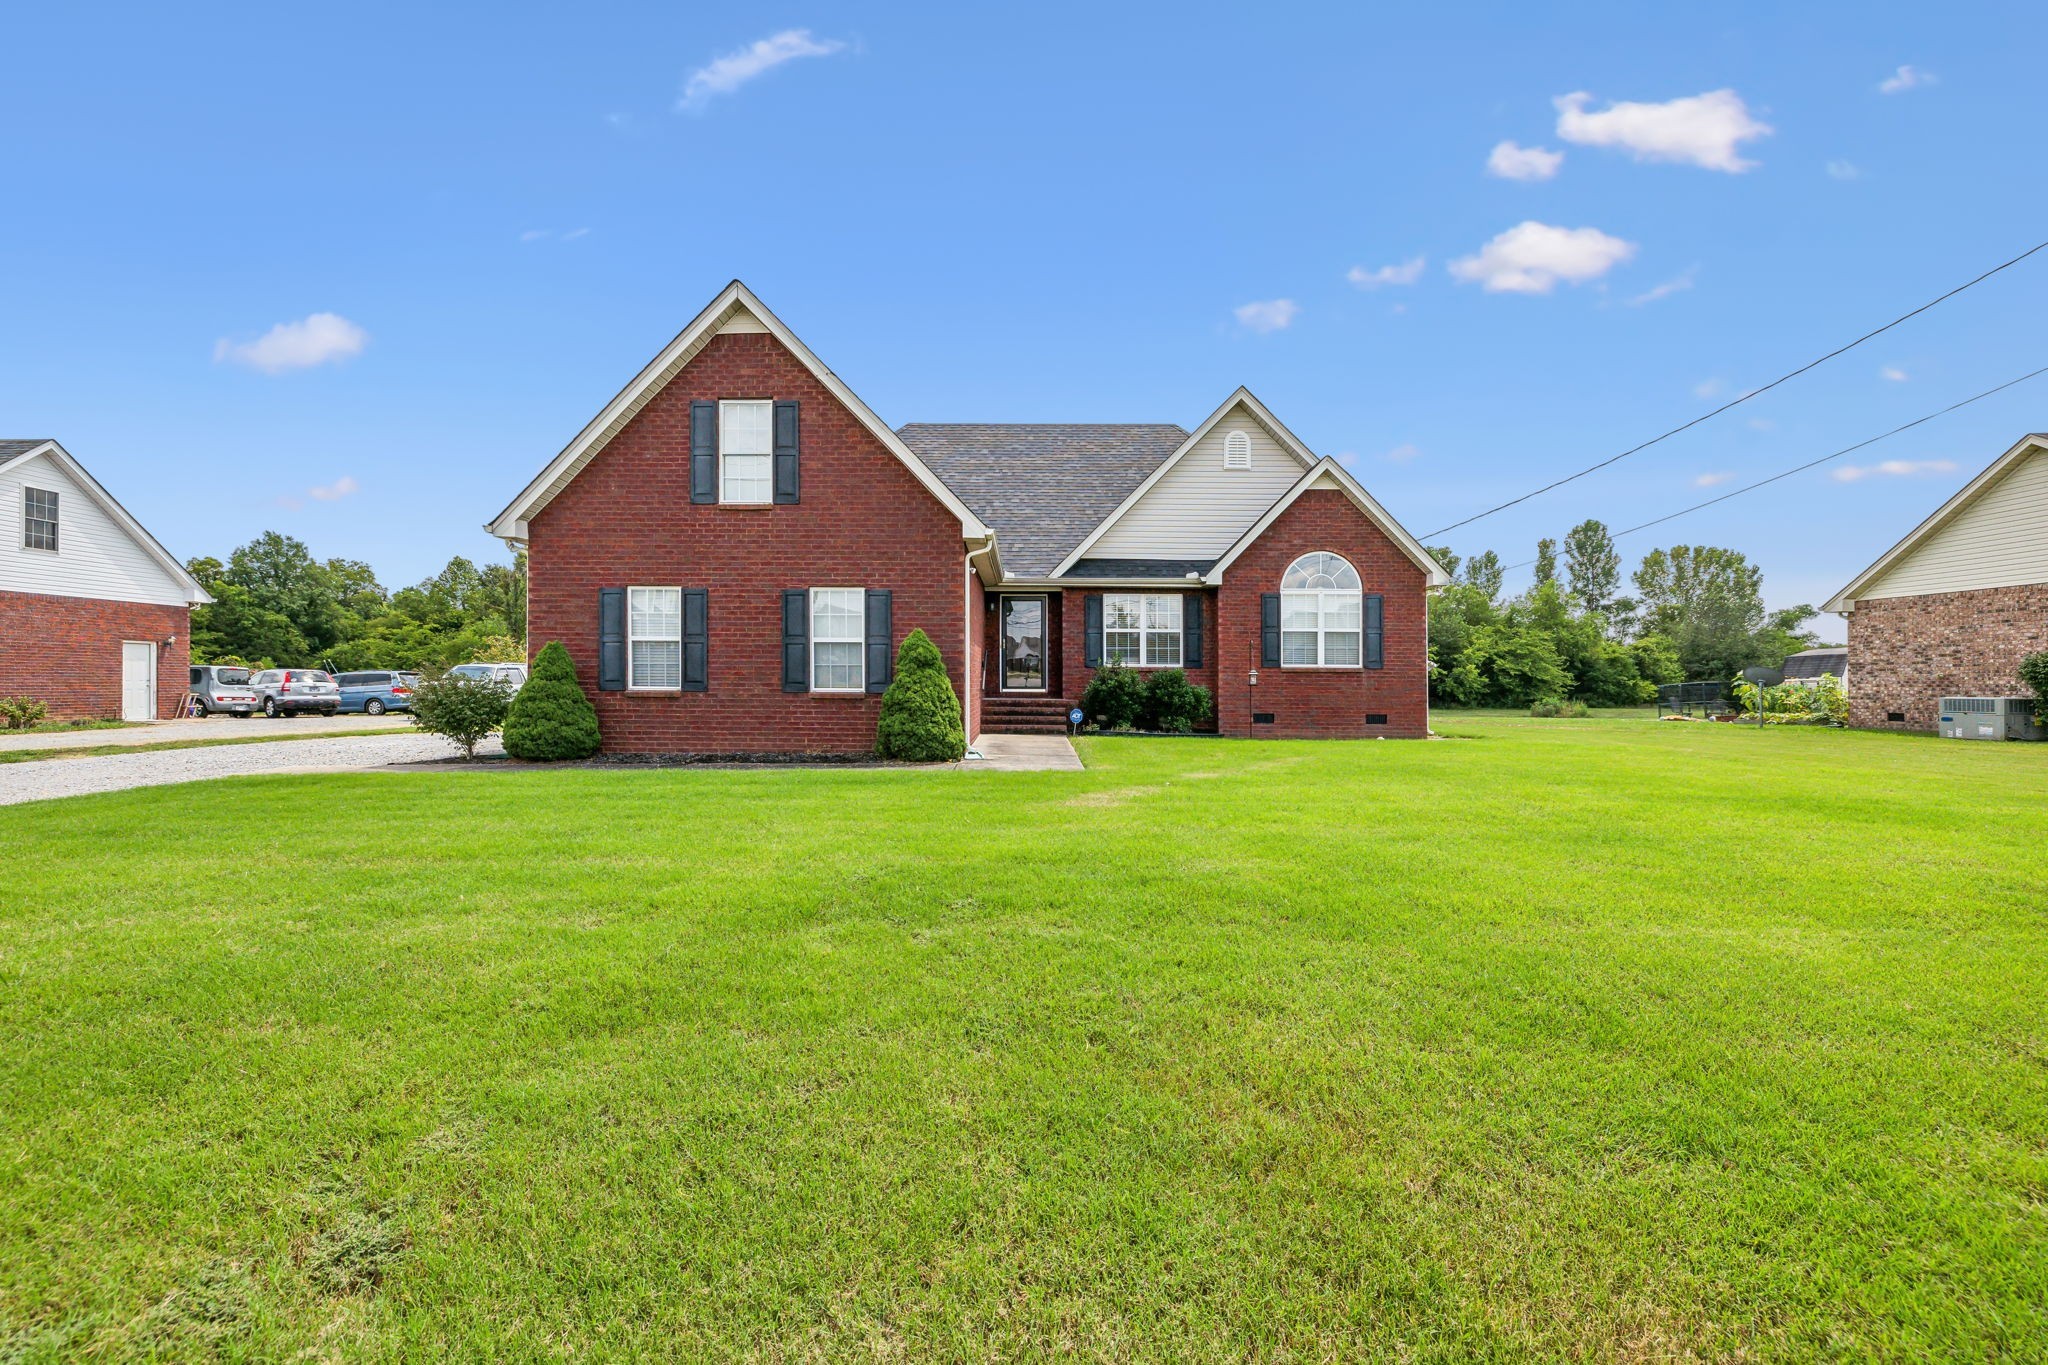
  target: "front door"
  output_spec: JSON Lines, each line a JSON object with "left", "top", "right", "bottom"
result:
{"left": 999, "top": 595, "right": 1047, "bottom": 692}
{"left": 120, "top": 640, "right": 156, "bottom": 721}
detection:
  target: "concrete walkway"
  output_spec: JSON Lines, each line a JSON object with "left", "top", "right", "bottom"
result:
{"left": 966, "top": 733, "right": 1084, "bottom": 771}
{"left": 0, "top": 713, "right": 413, "bottom": 753}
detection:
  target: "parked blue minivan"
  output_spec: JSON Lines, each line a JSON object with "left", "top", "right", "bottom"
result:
{"left": 335, "top": 670, "right": 419, "bottom": 715}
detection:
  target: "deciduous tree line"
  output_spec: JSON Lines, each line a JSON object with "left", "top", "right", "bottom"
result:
{"left": 1428, "top": 519, "right": 1824, "bottom": 708}
{"left": 185, "top": 532, "right": 526, "bottom": 672}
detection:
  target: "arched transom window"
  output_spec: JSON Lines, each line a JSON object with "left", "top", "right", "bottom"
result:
{"left": 1281, "top": 552, "right": 1362, "bottom": 666}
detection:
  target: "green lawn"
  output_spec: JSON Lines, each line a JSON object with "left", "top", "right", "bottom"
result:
{"left": 2, "top": 721, "right": 2043, "bottom": 1361}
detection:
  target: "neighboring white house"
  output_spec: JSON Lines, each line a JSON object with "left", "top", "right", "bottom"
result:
{"left": 0, "top": 439, "right": 210, "bottom": 720}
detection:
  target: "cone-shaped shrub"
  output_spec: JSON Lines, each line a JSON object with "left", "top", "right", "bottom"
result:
{"left": 501, "top": 641, "right": 601, "bottom": 761}
{"left": 875, "top": 628, "right": 965, "bottom": 762}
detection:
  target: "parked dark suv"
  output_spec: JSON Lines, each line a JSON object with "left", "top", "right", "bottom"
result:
{"left": 247, "top": 669, "right": 340, "bottom": 717}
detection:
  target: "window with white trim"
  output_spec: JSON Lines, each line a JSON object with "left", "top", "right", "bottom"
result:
{"left": 1222, "top": 430, "right": 1252, "bottom": 470}
{"left": 1104, "top": 593, "right": 1182, "bottom": 667}
{"left": 1280, "top": 552, "right": 1362, "bottom": 667}
{"left": 628, "top": 587, "right": 682, "bottom": 689}
{"left": 720, "top": 399, "right": 773, "bottom": 504}
{"left": 22, "top": 487, "right": 58, "bottom": 552}
{"left": 811, "top": 587, "right": 864, "bottom": 692}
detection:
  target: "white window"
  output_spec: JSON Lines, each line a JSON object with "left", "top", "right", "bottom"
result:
{"left": 1104, "top": 593, "right": 1182, "bottom": 667}
{"left": 1222, "top": 430, "right": 1252, "bottom": 470}
{"left": 22, "top": 487, "right": 58, "bottom": 551}
{"left": 720, "top": 399, "right": 773, "bottom": 504}
{"left": 811, "top": 587, "right": 864, "bottom": 692}
{"left": 628, "top": 587, "right": 682, "bottom": 689}
{"left": 1280, "top": 552, "right": 1363, "bottom": 667}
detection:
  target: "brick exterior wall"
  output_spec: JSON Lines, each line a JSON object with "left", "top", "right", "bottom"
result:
{"left": 1845, "top": 582, "right": 2048, "bottom": 729}
{"left": 1051, "top": 586, "right": 1220, "bottom": 726}
{"left": 0, "top": 589, "right": 190, "bottom": 720}
{"left": 525, "top": 331, "right": 971, "bottom": 755}
{"left": 1213, "top": 490, "right": 1430, "bottom": 739}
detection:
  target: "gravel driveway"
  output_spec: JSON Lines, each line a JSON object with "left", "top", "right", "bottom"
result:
{"left": 0, "top": 733, "right": 502, "bottom": 807}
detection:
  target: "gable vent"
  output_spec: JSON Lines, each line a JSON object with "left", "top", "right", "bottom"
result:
{"left": 1223, "top": 430, "right": 1252, "bottom": 469}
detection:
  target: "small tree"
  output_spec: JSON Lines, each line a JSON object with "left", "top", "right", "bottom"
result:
{"left": 407, "top": 673, "right": 510, "bottom": 760}
{"left": 502, "top": 641, "right": 601, "bottom": 761}
{"left": 876, "top": 629, "right": 965, "bottom": 761}
{"left": 1139, "top": 668, "right": 1213, "bottom": 732}
{"left": 1080, "top": 664, "right": 1145, "bottom": 730}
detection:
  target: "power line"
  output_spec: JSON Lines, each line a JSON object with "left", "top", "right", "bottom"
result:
{"left": 1497, "top": 363, "right": 2048, "bottom": 571}
{"left": 1424, "top": 235, "right": 2048, "bottom": 539}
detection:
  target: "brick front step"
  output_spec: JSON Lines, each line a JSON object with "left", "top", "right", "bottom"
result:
{"left": 979, "top": 695, "right": 1077, "bottom": 734}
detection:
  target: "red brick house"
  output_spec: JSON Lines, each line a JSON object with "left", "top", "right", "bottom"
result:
{"left": 487, "top": 282, "right": 1447, "bottom": 755}
{"left": 0, "top": 439, "right": 210, "bottom": 721}
{"left": 1825, "top": 432, "right": 2048, "bottom": 730}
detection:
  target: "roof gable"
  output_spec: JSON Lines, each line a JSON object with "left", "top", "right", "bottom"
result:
{"left": 1203, "top": 459, "right": 1450, "bottom": 587}
{"left": 487, "top": 281, "right": 989, "bottom": 544}
{"left": 0, "top": 440, "right": 209, "bottom": 604}
{"left": 1825, "top": 434, "right": 2048, "bottom": 611}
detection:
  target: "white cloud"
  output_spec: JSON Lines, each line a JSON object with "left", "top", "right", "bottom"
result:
{"left": 1879, "top": 65, "right": 1935, "bottom": 95}
{"left": 1346, "top": 257, "right": 1425, "bottom": 289}
{"left": 1554, "top": 89, "right": 1771, "bottom": 172}
{"left": 213, "top": 313, "right": 368, "bottom": 374}
{"left": 1234, "top": 298, "right": 1300, "bottom": 333}
{"left": 1826, "top": 159, "right": 1861, "bottom": 181}
{"left": 1448, "top": 221, "right": 1636, "bottom": 294}
{"left": 1626, "top": 266, "right": 1697, "bottom": 306}
{"left": 1693, "top": 471, "right": 1734, "bottom": 488}
{"left": 1385, "top": 443, "right": 1421, "bottom": 463}
{"left": 678, "top": 29, "right": 846, "bottom": 110}
{"left": 1693, "top": 377, "right": 1726, "bottom": 399}
{"left": 1487, "top": 140, "right": 1564, "bottom": 182}
{"left": 1832, "top": 458, "right": 1956, "bottom": 483}
{"left": 1881, "top": 366, "right": 1909, "bottom": 383}
{"left": 520, "top": 229, "right": 549, "bottom": 242}
{"left": 562, "top": 227, "right": 590, "bottom": 240}
{"left": 309, "top": 475, "right": 358, "bottom": 502}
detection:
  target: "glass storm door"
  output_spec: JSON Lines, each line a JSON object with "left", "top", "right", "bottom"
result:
{"left": 1000, "top": 596, "right": 1047, "bottom": 692}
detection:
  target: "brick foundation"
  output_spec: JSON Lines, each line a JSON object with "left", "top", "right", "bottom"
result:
{"left": 1844, "top": 582, "right": 2048, "bottom": 729}
{"left": 0, "top": 590, "right": 191, "bottom": 720}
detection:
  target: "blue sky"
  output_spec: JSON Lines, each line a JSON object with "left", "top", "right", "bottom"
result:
{"left": 5, "top": 3, "right": 2043, "bottom": 627}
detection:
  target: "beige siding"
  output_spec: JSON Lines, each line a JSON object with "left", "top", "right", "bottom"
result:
{"left": 1861, "top": 448, "right": 2048, "bottom": 600}
{"left": 1090, "top": 403, "right": 1309, "bottom": 559}
{"left": 0, "top": 453, "right": 191, "bottom": 606}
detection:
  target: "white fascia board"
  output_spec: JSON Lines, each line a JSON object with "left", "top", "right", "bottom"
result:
{"left": 5, "top": 441, "right": 212, "bottom": 604}
{"left": 1202, "top": 459, "right": 1451, "bottom": 588}
{"left": 485, "top": 280, "right": 991, "bottom": 544}
{"left": 1821, "top": 432, "right": 2048, "bottom": 613}
{"left": 1048, "top": 386, "right": 1317, "bottom": 578}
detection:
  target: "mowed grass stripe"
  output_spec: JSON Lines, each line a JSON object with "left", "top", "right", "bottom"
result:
{"left": 0, "top": 721, "right": 2042, "bottom": 1360}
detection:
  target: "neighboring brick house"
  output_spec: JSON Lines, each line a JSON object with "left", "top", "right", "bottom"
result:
{"left": 487, "top": 281, "right": 1447, "bottom": 755}
{"left": 0, "top": 439, "right": 210, "bottom": 721}
{"left": 1824, "top": 432, "right": 2048, "bottom": 730}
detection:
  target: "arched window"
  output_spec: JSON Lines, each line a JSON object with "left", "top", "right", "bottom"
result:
{"left": 1222, "top": 430, "right": 1252, "bottom": 469}
{"left": 1280, "top": 552, "right": 1362, "bottom": 666}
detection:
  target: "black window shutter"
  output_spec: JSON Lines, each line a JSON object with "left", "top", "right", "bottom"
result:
{"left": 1083, "top": 594, "right": 1104, "bottom": 668}
{"left": 773, "top": 400, "right": 800, "bottom": 504}
{"left": 781, "top": 589, "right": 809, "bottom": 692}
{"left": 1260, "top": 593, "right": 1281, "bottom": 668}
{"left": 690, "top": 401, "right": 718, "bottom": 504}
{"left": 1364, "top": 593, "right": 1385, "bottom": 670}
{"left": 1183, "top": 594, "right": 1204, "bottom": 668}
{"left": 598, "top": 588, "right": 626, "bottom": 691}
{"left": 864, "top": 589, "right": 892, "bottom": 694}
{"left": 682, "top": 589, "right": 709, "bottom": 691}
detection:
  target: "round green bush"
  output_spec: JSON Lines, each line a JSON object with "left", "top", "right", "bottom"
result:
{"left": 1139, "top": 668, "right": 1213, "bottom": 733}
{"left": 876, "top": 629, "right": 965, "bottom": 762}
{"left": 1081, "top": 664, "right": 1145, "bottom": 730}
{"left": 501, "top": 641, "right": 601, "bottom": 761}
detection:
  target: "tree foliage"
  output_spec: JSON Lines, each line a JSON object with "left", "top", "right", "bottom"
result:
{"left": 875, "top": 629, "right": 966, "bottom": 762}
{"left": 407, "top": 674, "right": 511, "bottom": 760}
{"left": 1563, "top": 519, "right": 1622, "bottom": 617}
{"left": 502, "top": 641, "right": 601, "bottom": 761}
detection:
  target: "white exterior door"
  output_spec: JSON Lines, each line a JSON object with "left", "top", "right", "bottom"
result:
{"left": 120, "top": 641, "right": 156, "bottom": 721}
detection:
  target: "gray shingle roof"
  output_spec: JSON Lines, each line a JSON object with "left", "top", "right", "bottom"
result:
{"left": 1781, "top": 647, "right": 1848, "bottom": 680}
{"left": 898, "top": 423, "right": 1187, "bottom": 578}
{"left": 0, "top": 439, "right": 52, "bottom": 461}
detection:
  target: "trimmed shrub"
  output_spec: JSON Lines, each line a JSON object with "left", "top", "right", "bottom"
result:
{"left": 1529, "top": 697, "right": 1589, "bottom": 718}
{"left": 502, "top": 641, "right": 601, "bottom": 761}
{"left": 407, "top": 673, "right": 510, "bottom": 760}
{"left": 1140, "top": 668, "right": 1213, "bottom": 733}
{"left": 0, "top": 697, "right": 50, "bottom": 731}
{"left": 876, "top": 629, "right": 965, "bottom": 762}
{"left": 1081, "top": 664, "right": 1144, "bottom": 730}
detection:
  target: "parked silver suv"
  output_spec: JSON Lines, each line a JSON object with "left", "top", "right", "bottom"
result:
{"left": 247, "top": 668, "right": 340, "bottom": 717}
